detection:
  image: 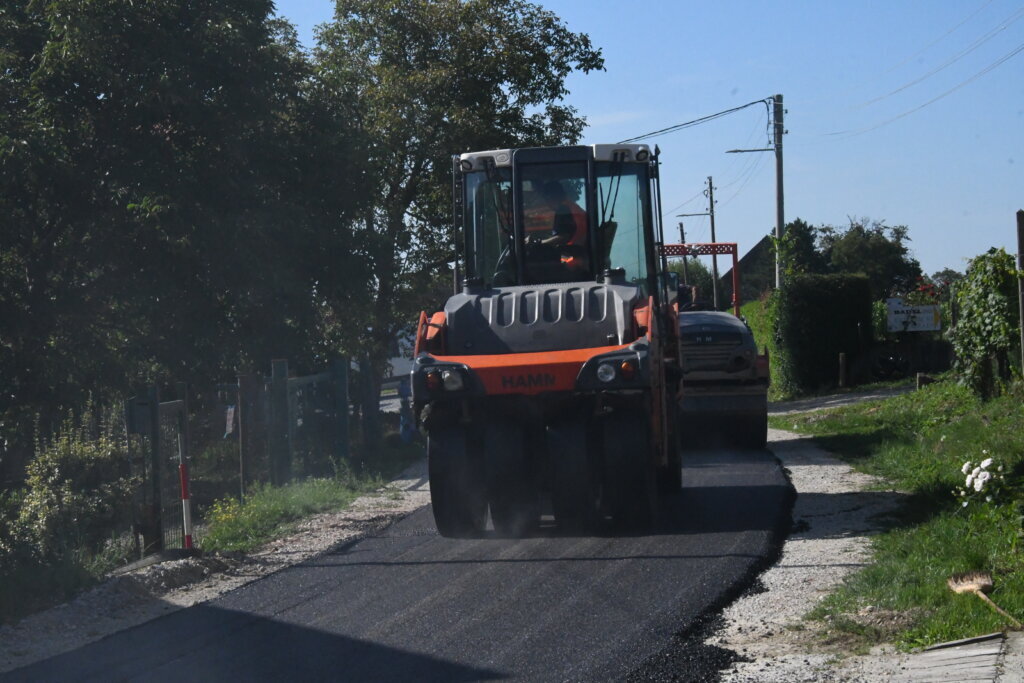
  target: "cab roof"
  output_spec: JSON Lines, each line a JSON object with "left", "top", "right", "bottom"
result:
{"left": 456, "top": 144, "right": 652, "bottom": 171}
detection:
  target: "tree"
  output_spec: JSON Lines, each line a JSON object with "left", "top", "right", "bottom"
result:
{"left": 0, "top": 0, "right": 367, "bottom": 480}
{"left": 818, "top": 218, "right": 922, "bottom": 300}
{"left": 312, "top": 0, "right": 604, "bottom": 406}
{"left": 951, "top": 249, "right": 1020, "bottom": 397}
{"left": 778, "top": 218, "right": 828, "bottom": 277}
{"left": 667, "top": 258, "right": 714, "bottom": 305}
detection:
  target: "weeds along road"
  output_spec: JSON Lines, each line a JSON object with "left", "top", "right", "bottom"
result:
{"left": 6, "top": 450, "right": 792, "bottom": 682}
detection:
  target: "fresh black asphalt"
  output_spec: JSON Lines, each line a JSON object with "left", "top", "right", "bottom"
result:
{"left": 5, "top": 449, "right": 792, "bottom": 682}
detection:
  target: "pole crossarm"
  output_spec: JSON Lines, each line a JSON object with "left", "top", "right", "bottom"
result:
{"left": 661, "top": 242, "right": 738, "bottom": 258}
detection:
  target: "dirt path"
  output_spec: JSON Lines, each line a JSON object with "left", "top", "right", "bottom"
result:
{"left": 768, "top": 385, "right": 914, "bottom": 416}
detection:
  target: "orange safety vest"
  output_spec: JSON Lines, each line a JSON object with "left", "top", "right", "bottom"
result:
{"left": 560, "top": 202, "right": 588, "bottom": 268}
{"left": 522, "top": 200, "right": 589, "bottom": 270}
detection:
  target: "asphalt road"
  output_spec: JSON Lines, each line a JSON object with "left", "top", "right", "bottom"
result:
{"left": 6, "top": 450, "right": 792, "bottom": 682}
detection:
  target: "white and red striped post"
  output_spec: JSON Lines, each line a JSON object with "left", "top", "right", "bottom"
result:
{"left": 179, "top": 461, "right": 193, "bottom": 549}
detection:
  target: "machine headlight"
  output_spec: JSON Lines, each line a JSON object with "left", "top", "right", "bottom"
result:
{"left": 596, "top": 363, "right": 617, "bottom": 383}
{"left": 441, "top": 369, "right": 464, "bottom": 391}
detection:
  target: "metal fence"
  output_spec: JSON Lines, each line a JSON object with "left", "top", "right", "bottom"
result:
{"left": 125, "top": 358, "right": 353, "bottom": 556}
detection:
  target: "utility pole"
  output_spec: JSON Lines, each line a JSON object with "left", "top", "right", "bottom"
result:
{"left": 773, "top": 93, "right": 785, "bottom": 289}
{"left": 677, "top": 222, "right": 689, "bottom": 283}
{"left": 706, "top": 176, "right": 720, "bottom": 309}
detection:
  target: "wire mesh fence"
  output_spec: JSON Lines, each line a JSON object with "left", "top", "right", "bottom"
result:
{"left": 124, "top": 357, "right": 354, "bottom": 556}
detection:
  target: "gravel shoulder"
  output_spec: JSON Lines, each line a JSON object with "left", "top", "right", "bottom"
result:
{"left": 709, "top": 427, "right": 913, "bottom": 682}
{"left": 0, "top": 461, "right": 432, "bottom": 674}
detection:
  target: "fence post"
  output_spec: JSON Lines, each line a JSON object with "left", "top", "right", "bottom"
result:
{"left": 838, "top": 352, "right": 847, "bottom": 388}
{"left": 360, "top": 355, "right": 381, "bottom": 451}
{"left": 270, "top": 359, "right": 290, "bottom": 485}
{"left": 332, "top": 358, "right": 350, "bottom": 464}
{"left": 174, "top": 382, "right": 193, "bottom": 550}
{"left": 145, "top": 384, "right": 163, "bottom": 553}
{"left": 237, "top": 373, "right": 257, "bottom": 499}
{"left": 1017, "top": 209, "right": 1023, "bottom": 377}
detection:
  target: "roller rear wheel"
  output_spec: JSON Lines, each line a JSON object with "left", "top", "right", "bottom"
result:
{"left": 485, "top": 419, "right": 539, "bottom": 537}
{"left": 604, "top": 411, "right": 656, "bottom": 531}
{"left": 428, "top": 426, "right": 487, "bottom": 538}
{"left": 549, "top": 418, "right": 601, "bottom": 533}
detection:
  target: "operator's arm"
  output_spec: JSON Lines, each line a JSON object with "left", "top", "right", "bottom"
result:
{"left": 538, "top": 208, "right": 574, "bottom": 246}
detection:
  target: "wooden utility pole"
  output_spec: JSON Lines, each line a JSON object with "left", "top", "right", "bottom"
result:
{"left": 706, "top": 176, "right": 720, "bottom": 309}
{"left": 773, "top": 94, "right": 785, "bottom": 289}
{"left": 1017, "top": 210, "right": 1024, "bottom": 376}
{"left": 677, "top": 222, "right": 689, "bottom": 283}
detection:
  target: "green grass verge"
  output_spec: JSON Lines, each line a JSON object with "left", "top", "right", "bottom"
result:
{"left": 771, "top": 380, "right": 1024, "bottom": 649}
{"left": 201, "top": 440, "right": 422, "bottom": 553}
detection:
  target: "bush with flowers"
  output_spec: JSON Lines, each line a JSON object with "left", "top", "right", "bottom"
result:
{"left": 954, "top": 452, "right": 1008, "bottom": 507}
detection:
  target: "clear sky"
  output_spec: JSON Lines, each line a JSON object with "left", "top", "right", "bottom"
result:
{"left": 274, "top": 0, "right": 1024, "bottom": 277}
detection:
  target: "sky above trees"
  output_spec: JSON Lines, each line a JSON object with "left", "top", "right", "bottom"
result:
{"left": 277, "top": 0, "right": 1024, "bottom": 277}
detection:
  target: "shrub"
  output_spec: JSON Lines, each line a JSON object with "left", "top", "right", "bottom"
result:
{"left": 774, "top": 273, "right": 873, "bottom": 394}
{"left": 951, "top": 248, "right": 1021, "bottom": 397}
{"left": 17, "top": 406, "right": 136, "bottom": 559}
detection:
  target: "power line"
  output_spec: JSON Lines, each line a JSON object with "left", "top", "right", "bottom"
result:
{"left": 880, "top": 0, "right": 994, "bottom": 76}
{"left": 828, "top": 40, "right": 1024, "bottom": 137}
{"left": 664, "top": 189, "right": 706, "bottom": 216}
{"left": 618, "top": 98, "right": 771, "bottom": 144}
{"left": 856, "top": 4, "right": 1024, "bottom": 108}
{"left": 721, "top": 152, "right": 769, "bottom": 207}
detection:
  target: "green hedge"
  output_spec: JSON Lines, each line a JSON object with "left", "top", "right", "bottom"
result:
{"left": 774, "top": 274, "right": 873, "bottom": 395}
{"left": 740, "top": 296, "right": 783, "bottom": 395}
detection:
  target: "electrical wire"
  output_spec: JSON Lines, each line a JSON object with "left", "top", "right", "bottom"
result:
{"left": 720, "top": 152, "right": 770, "bottom": 207}
{"left": 828, "top": 39, "right": 1024, "bottom": 137}
{"left": 663, "top": 106, "right": 769, "bottom": 215}
{"left": 880, "top": 0, "right": 994, "bottom": 76}
{"left": 856, "top": 4, "right": 1024, "bottom": 108}
{"left": 664, "top": 189, "right": 706, "bottom": 216}
{"left": 617, "top": 98, "right": 771, "bottom": 143}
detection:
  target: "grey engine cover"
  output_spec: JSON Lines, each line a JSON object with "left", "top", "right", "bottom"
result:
{"left": 444, "top": 283, "right": 642, "bottom": 355}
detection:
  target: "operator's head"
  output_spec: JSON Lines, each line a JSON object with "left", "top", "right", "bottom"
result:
{"left": 541, "top": 180, "right": 567, "bottom": 205}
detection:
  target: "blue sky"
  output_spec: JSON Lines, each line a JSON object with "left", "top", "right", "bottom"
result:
{"left": 274, "top": 0, "right": 1024, "bottom": 277}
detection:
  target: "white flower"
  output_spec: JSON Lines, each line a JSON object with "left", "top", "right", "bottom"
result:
{"left": 974, "top": 476, "right": 986, "bottom": 492}
{"left": 982, "top": 449, "right": 989, "bottom": 454}
{"left": 998, "top": 465, "right": 1004, "bottom": 472}
{"left": 980, "top": 458, "right": 993, "bottom": 469}
{"left": 941, "top": 435, "right": 947, "bottom": 442}
{"left": 962, "top": 501, "right": 969, "bottom": 507}
{"left": 972, "top": 466, "right": 982, "bottom": 478}
{"left": 962, "top": 461, "right": 973, "bottom": 474}
{"left": 986, "top": 496, "right": 993, "bottom": 503}
{"left": 966, "top": 474, "right": 975, "bottom": 487}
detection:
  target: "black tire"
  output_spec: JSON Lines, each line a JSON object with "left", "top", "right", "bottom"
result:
{"left": 485, "top": 419, "right": 539, "bottom": 537}
{"left": 657, "top": 416, "right": 683, "bottom": 494}
{"left": 745, "top": 409, "right": 768, "bottom": 450}
{"left": 428, "top": 426, "right": 487, "bottom": 538}
{"left": 603, "top": 411, "right": 656, "bottom": 531}
{"left": 548, "top": 419, "right": 600, "bottom": 533}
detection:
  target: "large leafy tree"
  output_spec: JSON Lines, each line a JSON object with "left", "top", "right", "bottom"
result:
{"left": 312, "top": 0, "right": 604, "bottom": 397}
{"left": 818, "top": 218, "right": 922, "bottom": 300}
{"left": 0, "top": 0, "right": 366, "bottom": 479}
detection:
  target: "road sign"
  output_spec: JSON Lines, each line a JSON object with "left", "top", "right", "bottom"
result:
{"left": 886, "top": 298, "right": 942, "bottom": 332}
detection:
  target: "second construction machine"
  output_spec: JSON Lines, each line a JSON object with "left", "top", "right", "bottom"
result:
{"left": 412, "top": 144, "right": 682, "bottom": 537}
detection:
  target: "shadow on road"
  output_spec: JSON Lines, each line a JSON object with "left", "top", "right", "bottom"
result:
{"left": 4, "top": 603, "right": 507, "bottom": 683}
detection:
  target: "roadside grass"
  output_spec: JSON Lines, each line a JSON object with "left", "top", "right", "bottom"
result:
{"left": 201, "top": 439, "right": 422, "bottom": 553}
{"left": 770, "top": 380, "right": 1024, "bottom": 649}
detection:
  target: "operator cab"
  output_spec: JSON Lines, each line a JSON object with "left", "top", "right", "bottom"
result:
{"left": 455, "top": 145, "right": 658, "bottom": 294}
